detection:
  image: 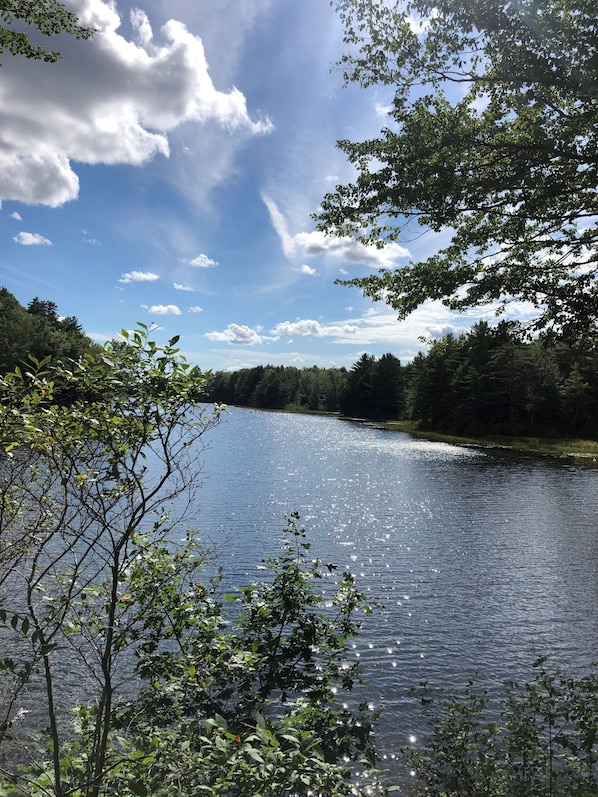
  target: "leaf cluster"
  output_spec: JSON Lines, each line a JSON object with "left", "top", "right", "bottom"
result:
{"left": 0, "top": 0, "right": 94, "bottom": 64}
{"left": 318, "top": 0, "right": 598, "bottom": 341}
{"left": 106, "top": 514, "right": 383, "bottom": 796}
{"left": 0, "top": 329, "right": 384, "bottom": 796}
{"left": 408, "top": 658, "right": 598, "bottom": 796}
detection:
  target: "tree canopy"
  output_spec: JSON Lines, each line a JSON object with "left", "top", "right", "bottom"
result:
{"left": 316, "top": 0, "right": 598, "bottom": 342}
{"left": 0, "top": 0, "right": 93, "bottom": 64}
{"left": 0, "top": 288, "right": 99, "bottom": 377}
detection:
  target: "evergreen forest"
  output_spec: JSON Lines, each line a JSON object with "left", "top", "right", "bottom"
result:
{"left": 2, "top": 287, "right": 596, "bottom": 440}
{"left": 207, "top": 322, "right": 598, "bottom": 440}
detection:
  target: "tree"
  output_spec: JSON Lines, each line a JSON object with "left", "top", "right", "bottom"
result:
{"left": 108, "top": 514, "right": 383, "bottom": 797}
{"left": 339, "top": 353, "right": 376, "bottom": 417}
{"left": 0, "top": 325, "right": 220, "bottom": 796}
{"left": 317, "top": 0, "right": 598, "bottom": 342}
{"left": 0, "top": 325, "right": 384, "bottom": 796}
{"left": 0, "top": 0, "right": 93, "bottom": 64}
{"left": 0, "top": 289, "right": 99, "bottom": 377}
{"left": 371, "top": 353, "right": 404, "bottom": 419}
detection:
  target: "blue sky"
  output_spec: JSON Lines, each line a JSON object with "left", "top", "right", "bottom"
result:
{"left": 0, "top": 0, "right": 533, "bottom": 371}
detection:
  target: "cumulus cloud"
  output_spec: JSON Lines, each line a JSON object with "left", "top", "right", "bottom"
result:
{"left": 268, "top": 306, "right": 489, "bottom": 354}
{"left": 273, "top": 319, "right": 358, "bottom": 338}
{"left": 0, "top": 1, "right": 272, "bottom": 207}
{"left": 148, "top": 304, "right": 182, "bottom": 315}
{"left": 189, "top": 306, "right": 203, "bottom": 313}
{"left": 273, "top": 319, "right": 321, "bottom": 337}
{"left": 174, "top": 282, "right": 194, "bottom": 291}
{"left": 262, "top": 195, "right": 410, "bottom": 268}
{"left": 119, "top": 270, "right": 159, "bottom": 283}
{"left": 293, "top": 264, "right": 318, "bottom": 276}
{"left": 204, "top": 323, "right": 263, "bottom": 345}
{"left": 10, "top": 211, "right": 22, "bottom": 221}
{"left": 13, "top": 231, "right": 52, "bottom": 246}
{"left": 188, "top": 253, "right": 218, "bottom": 268}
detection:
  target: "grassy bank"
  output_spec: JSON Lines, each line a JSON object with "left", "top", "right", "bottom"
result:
{"left": 379, "top": 420, "right": 598, "bottom": 462}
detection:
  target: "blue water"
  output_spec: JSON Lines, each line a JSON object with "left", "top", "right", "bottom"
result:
{"left": 193, "top": 407, "right": 598, "bottom": 776}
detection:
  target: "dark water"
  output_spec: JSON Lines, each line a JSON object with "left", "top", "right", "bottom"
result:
{"left": 194, "top": 407, "right": 598, "bottom": 777}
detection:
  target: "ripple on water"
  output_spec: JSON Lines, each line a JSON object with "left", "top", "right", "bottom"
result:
{"left": 194, "top": 409, "right": 598, "bottom": 775}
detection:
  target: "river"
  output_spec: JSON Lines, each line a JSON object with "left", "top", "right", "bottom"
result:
{"left": 194, "top": 407, "right": 598, "bottom": 779}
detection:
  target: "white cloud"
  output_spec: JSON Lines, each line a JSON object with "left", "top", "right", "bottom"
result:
{"left": 147, "top": 304, "right": 181, "bottom": 315}
{"left": 293, "top": 264, "right": 318, "bottom": 276}
{"left": 188, "top": 306, "right": 203, "bottom": 313}
{"left": 262, "top": 194, "right": 296, "bottom": 258}
{"left": 374, "top": 101, "right": 393, "bottom": 117}
{"left": 262, "top": 195, "right": 410, "bottom": 268}
{"left": 273, "top": 319, "right": 358, "bottom": 338}
{"left": 188, "top": 253, "right": 218, "bottom": 268}
{"left": 119, "top": 270, "right": 159, "bottom": 283}
{"left": 174, "top": 282, "right": 194, "bottom": 291}
{"left": 204, "top": 323, "right": 263, "bottom": 345}
{"left": 267, "top": 303, "right": 507, "bottom": 358}
{"left": 10, "top": 211, "right": 22, "bottom": 221}
{"left": 274, "top": 319, "right": 321, "bottom": 337}
{"left": 295, "top": 229, "right": 410, "bottom": 267}
{"left": 13, "top": 231, "right": 52, "bottom": 246}
{"left": 0, "top": 1, "right": 272, "bottom": 207}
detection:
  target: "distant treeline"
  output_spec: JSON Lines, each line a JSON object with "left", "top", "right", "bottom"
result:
{"left": 208, "top": 322, "right": 598, "bottom": 438}
{"left": 1, "top": 288, "right": 595, "bottom": 439}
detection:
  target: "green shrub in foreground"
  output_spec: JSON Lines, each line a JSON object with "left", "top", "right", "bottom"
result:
{"left": 408, "top": 658, "right": 598, "bottom": 797}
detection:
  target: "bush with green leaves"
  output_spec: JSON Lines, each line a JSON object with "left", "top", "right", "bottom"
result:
{"left": 407, "top": 658, "right": 598, "bottom": 797}
{"left": 0, "top": 326, "right": 386, "bottom": 796}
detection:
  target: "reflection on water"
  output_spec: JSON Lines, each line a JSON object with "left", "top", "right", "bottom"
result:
{"left": 195, "top": 408, "right": 598, "bottom": 776}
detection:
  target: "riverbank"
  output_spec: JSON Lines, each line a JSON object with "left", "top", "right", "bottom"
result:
{"left": 378, "top": 420, "right": 598, "bottom": 462}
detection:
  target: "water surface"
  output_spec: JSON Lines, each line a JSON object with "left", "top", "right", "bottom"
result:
{"left": 195, "top": 408, "right": 598, "bottom": 773}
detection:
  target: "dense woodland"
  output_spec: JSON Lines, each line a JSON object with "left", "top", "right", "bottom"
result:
{"left": 208, "top": 322, "right": 598, "bottom": 439}
{"left": 0, "top": 287, "right": 99, "bottom": 375}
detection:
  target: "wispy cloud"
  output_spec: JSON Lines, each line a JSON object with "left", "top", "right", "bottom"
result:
{"left": 374, "top": 101, "right": 393, "bottom": 117}
{"left": 10, "top": 211, "right": 22, "bottom": 221}
{"left": 293, "top": 264, "right": 318, "bottom": 276}
{"left": 119, "top": 271, "right": 159, "bottom": 284}
{"left": 81, "top": 229, "right": 100, "bottom": 245}
{"left": 261, "top": 194, "right": 295, "bottom": 258}
{"left": 174, "top": 282, "right": 194, "bottom": 291}
{"left": 13, "top": 231, "right": 52, "bottom": 246}
{"left": 189, "top": 306, "right": 204, "bottom": 313}
{"left": 262, "top": 195, "right": 410, "bottom": 268}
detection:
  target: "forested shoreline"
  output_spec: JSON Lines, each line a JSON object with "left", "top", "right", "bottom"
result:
{"left": 207, "top": 322, "right": 598, "bottom": 440}
{"left": 2, "top": 284, "right": 596, "bottom": 441}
